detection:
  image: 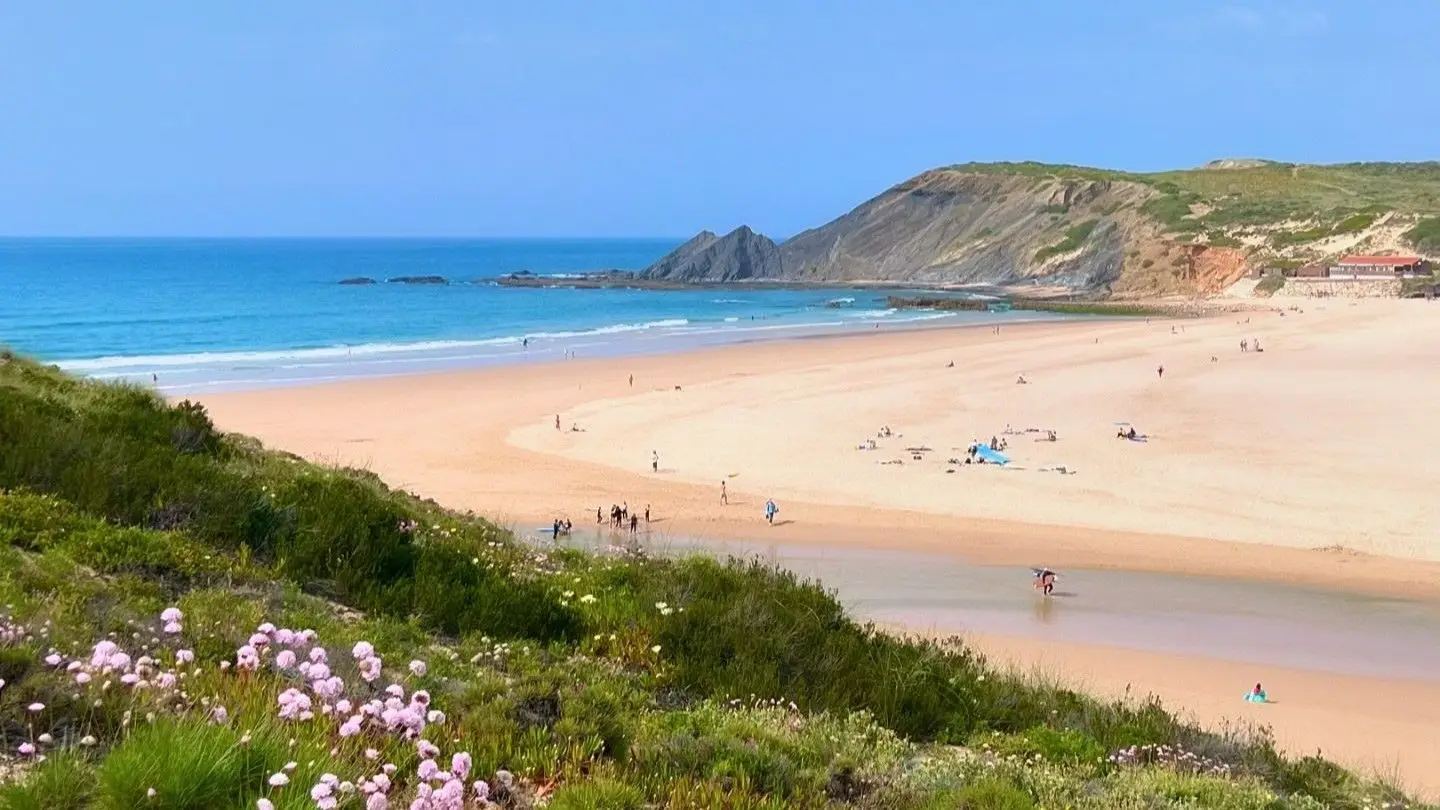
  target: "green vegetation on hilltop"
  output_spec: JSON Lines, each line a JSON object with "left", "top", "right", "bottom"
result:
{"left": 0, "top": 354, "right": 1428, "bottom": 809}
{"left": 952, "top": 160, "right": 1440, "bottom": 248}
{"left": 1407, "top": 217, "right": 1440, "bottom": 252}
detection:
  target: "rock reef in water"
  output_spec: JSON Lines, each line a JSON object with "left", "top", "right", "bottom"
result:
{"left": 385, "top": 276, "right": 449, "bottom": 285}
{"left": 338, "top": 277, "right": 378, "bottom": 285}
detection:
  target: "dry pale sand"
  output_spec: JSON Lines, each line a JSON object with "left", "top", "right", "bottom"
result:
{"left": 201, "top": 298, "right": 1440, "bottom": 794}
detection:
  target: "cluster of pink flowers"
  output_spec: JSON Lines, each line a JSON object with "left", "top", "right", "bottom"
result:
{"left": 7, "top": 607, "right": 197, "bottom": 759}
{"left": 8, "top": 607, "right": 505, "bottom": 807}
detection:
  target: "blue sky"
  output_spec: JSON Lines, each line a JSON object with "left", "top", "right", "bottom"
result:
{"left": 0, "top": 1, "right": 1431, "bottom": 237}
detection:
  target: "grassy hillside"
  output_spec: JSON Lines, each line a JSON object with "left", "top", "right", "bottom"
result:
{"left": 949, "top": 160, "right": 1440, "bottom": 288}
{"left": 0, "top": 354, "right": 1428, "bottom": 809}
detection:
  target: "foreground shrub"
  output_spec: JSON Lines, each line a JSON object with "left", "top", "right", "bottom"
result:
{"left": 95, "top": 720, "right": 284, "bottom": 810}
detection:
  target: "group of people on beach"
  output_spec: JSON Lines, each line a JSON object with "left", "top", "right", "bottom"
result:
{"left": 599, "top": 502, "right": 648, "bottom": 534}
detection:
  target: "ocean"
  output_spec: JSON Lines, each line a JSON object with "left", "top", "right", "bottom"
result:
{"left": 1, "top": 238, "right": 1057, "bottom": 393}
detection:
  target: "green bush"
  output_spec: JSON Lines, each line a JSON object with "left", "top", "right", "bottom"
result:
{"left": 952, "top": 778, "right": 1035, "bottom": 810}
{"left": 1332, "top": 211, "right": 1378, "bottom": 234}
{"left": 94, "top": 720, "right": 284, "bottom": 809}
{"left": 0, "top": 751, "right": 97, "bottom": 810}
{"left": 546, "top": 780, "right": 646, "bottom": 810}
{"left": 1255, "top": 275, "right": 1287, "bottom": 296}
{"left": 1269, "top": 227, "right": 1331, "bottom": 247}
{"left": 1034, "top": 220, "right": 1100, "bottom": 262}
{"left": 1406, "top": 216, "right": 1440, "bottom": 252}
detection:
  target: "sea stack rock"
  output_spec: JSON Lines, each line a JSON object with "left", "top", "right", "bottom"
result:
{"left": 640, "top": 226, "right": 783, "bottom": 282}
{"left": 338, "top": 277, "right": 378, "bottom": 285}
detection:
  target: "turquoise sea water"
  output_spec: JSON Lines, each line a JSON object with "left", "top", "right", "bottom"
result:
{"left": 1, "top": 238, "right": 1058, "bottom": 393}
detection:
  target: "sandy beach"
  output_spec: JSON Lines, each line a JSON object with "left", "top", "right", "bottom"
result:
{"left": 202, "top": 298, "right": 1440, "bottom": 794}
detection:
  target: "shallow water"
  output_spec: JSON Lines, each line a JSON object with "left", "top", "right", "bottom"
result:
{"left": 547, "top": 528, "right": 1440, "bottom": 682}
{"left": 0, "top": 237, "right": 1068, "bottom": 393}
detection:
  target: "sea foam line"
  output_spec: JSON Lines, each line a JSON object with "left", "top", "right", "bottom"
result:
{"left": 56, "top": 318, "right": 695, "bottom": 372}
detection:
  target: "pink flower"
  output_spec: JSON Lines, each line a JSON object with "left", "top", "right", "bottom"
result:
{"left": 427, "top": 710, "right": 446, "bottom": 724}
{"left": 366, "top": 793, "right": 388, "bottom": 810}
{"left": 108, "top": 652, "right": 132, "bottom": 670}
{"left": 311, "top": 782, "right": 333, "bottom": 801}
{"left": 257, "top": 622, "right": 277, "bottom": 635}
{"left": 364, "top": 747, "right": 380, "bottom": 761}
{"left": 248, "top": 632, "right": 270, "bottom": 648}
{"left": 161, "top": 607, "right": 183, "bottom": 623}
{"left": 275, "top": 650, "right": 297, "bottom": 670}
{"left": 76, "top": 672, "right": 93, "bottom": 685}
{"left": 309, "top": 647, "right": 328, "bottom": 664}
{"left": 417, "top": 739, "right": 440, "bottom": 759}
{"left": 211, "top": 706, "right": 229, "bottom": 724}
{"left": 18, "top": 742, "right": 36, "bottom": 756}
{"left": 44, "top": 653, "right": 62, "bottom": 666}
{"left": 352, "top": 641, "right": 375, "bottom": 660}
{"left": 275, "top": 628, "right": 296, "bottom": 645}
{"left": 409, "top": 690, "right": 430, "bottom": 707}
{"left": 384, "top": 684, "right": 404, "bottom": 699}
{"left": 236, "top": 645, "right": 260, "bottom": 670}
{"left": 163, "top": 622, "right": 182, "bottom": 635}
{"left": 308, "top": 663, "right": 331, "bottom": 681}
{"left": 268, "top": 772, "right": 290, "bottom": 787}
{"left": 26, "top": 702, "right": 44, "bottom": 713}
{"left": 339, "top": 716, "right": 363, "bottom": 737}
{"left": 451, "top": 752, "right": 471, "bottom": 780}
{"left": 473, "top": 781, "right": 490, "bottom": 801}
{"left": 176, "top": 649, "right": 195, "bottom": 665}
{"left": 257, "top": 800, "right": 275, "bottom": 810}
{"left": 407, "top": 659, "right": 427, "bottom": 677}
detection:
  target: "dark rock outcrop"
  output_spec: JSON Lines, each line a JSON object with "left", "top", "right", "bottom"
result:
{"left": 386, "top": 276, "right": 448, "bottom": 285}
{"left": 639, "top": 226, "right": 782, "bottom": 282}
{"left": 339, "top": 277, "right": 378, "bottom": 285}
{"left": 640, "top": 169, "right": 1153, "bottom": 290}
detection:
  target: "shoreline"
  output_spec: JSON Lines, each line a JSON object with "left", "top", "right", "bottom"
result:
{"left": 198, "top": 302, "right": 1440, "bottom": 795}
{"left": 199, "top": 306, "right": 1440, "bottom": 600}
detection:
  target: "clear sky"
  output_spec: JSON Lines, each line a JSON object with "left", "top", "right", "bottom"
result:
{"left": 0, "top": 1, "right": 1432, "bottom": 238}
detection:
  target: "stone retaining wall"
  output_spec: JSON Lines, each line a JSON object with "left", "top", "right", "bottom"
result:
{"left": 1274, "top": 278, "right": 1401, "bottom": 298}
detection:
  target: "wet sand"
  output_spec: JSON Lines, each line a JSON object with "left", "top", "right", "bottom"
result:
{"left": 568, "top": 532, "right": 1440, "bottom": 795}
{"left": 200, "top": 298, "right": 1440, "bottom": 794}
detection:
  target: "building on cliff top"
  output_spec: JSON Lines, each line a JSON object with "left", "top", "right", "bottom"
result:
{"left": 1329, "top": 255, "right": 1428, "bottom": 279}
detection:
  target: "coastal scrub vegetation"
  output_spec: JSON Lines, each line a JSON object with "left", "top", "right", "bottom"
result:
{"left": 1406, "top": 217, "right": 1440, "bottom": 253}
{"left": 0, "top": 354, "right": 1429, "bottom": 809}
{"left": 1033, "top": 220, "right": 1100, "bottom": 263}
{"left": 958, "top": 160, "right": 1440, "bottom": 244}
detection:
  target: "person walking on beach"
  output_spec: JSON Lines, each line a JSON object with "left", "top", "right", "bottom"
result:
{"left": 644, "top": 504, "right": 650, "bottom": 523}
{"left": 596, "top": 506, "right": 603, "bottom": 524}
{"left": 629, "top": 514, "right": 639, "bottom": 535}
{"left": 555, "top": 414, "right": 561, "bottom": 430}
{"left": 651, "top": 450, "right": 659, "bottom": 473}
{"left": 720, "top": 480, "right": 728, "bottom": 505}
{"left": 628, "top": 373, "right": 633, "bottom": 387}
{"left": 764, "top": 499, "right": 778, "bottom": 525}
{"left": 1156, "top": 365, "right": 1164, "bottom": 379}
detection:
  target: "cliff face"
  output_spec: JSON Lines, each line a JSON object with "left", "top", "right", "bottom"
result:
{"left": 641, "top": 169, "right": 1156, "bottom": 290}
{"left": 642, "top": 160, "right": 1440, "bottom": 293}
